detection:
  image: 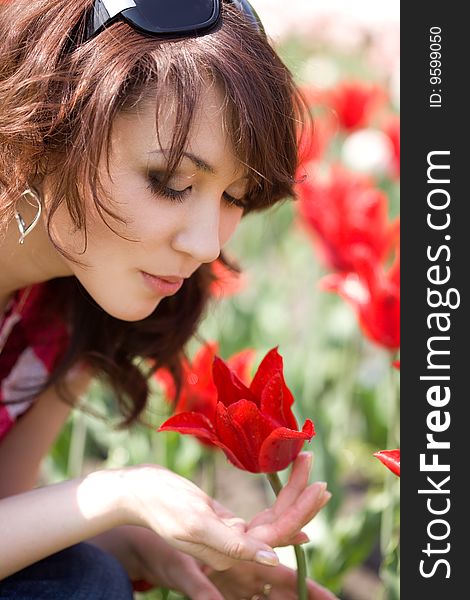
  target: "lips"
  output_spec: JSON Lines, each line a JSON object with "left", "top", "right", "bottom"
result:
{"left": 141, "top": 272, "right": 185, "bottom": 296}
{"left": 155, "top": 275, "right": 185, "bottom": 284}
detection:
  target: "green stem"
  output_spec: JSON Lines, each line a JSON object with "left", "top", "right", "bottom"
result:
{"left": 267, "top": 472, "right": 308, "bottom": 600}
{"left": 201, "top": 449, "right": 217, "bottom": 498}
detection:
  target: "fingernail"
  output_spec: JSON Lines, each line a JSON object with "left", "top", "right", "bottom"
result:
{"left": 318, "top": 490, "right": 332, "bottom": 508}
{"left": 316, "top": 481, "right": 327, "bottom": 494}
{"left": 255, "top": 550, "right": 279, "bottom": 566}
{"left": 305, "top": 453, "right": 313, "bottom": 471}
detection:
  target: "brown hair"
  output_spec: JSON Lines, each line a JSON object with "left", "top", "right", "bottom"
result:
{"left": 0, "top": 0, "right": 310, "bottom": 425}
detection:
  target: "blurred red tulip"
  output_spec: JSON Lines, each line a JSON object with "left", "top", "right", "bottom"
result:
{"left": 159, "top": 347, "right": 315, "bottom": 473}
{"left": 374, "top": 449, "right": 400, "bottom": 477}
{"left": 156, "top": 342, "right": 218, "bottom": 416}
{"left": 155, "top": 343, "right": 255, "bottom": 448}
{"left": 321, "top": 244, "right": 400, "bottom": 350}
{"left": 155, "top": 344, "right": 255, "bottom": 448}
{"left": 209, "top": 259, "right": 248, "bottom": 299}
{"left": 300, "top": 85, "right": 324, "bottom": 108}
{"left": 132, "top": 580, "right": 154, "bottom": 592}
{"left": 296, "top": 164, "right": 398, "bottom": 272}
{"left": 326, "top": 80, "right": 387, "bottom": 132}
{"left": 392, "top": 360, "right": 400, "bottom": 370}
{"left": 383, "top": 114, "right": 400, "bottom": 178}
{"left": 298, "top": 112, "right": 338, "bottom": 168}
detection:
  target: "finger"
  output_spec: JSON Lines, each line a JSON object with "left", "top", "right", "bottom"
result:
{"left": 140, "top": 542, "right": 226, "bottom": 600}
{"left": 248, "top": 455, "right": 316, "bottom": 531}
{"left": 175, "top": 558, "right": 226, "bottom": 600}
{"left": 286, "top": 531, "right": 310, "bottom": 545}
{"left": 199, "top": 563, "right": 214, "bottom": 577}
{"left": 307, "top": 578, "right": 340, "bottom": 600}
{"left": 275, "top": 486, "right": 330, "bottom": 546}
{"left": 200, "top": 518, "right": 280, "bottom": 569}
{"left": 253, "top": 485, "right": 331, "bottom": 547}
{"left": 255, "top": 566, "right": 338, "bottom": 600}
{"left": 272, "top": 453, "right": 313, "bottom": 515}
{"left": 176, "top": 541, "right": 238, "bottom": 572}
{"left": 247, "top": 506, "right": 275, "bottom": 530}
{"left": 223, "top": 516, "right": 248, "bottom": 535}
{"left": 318, "top": 491, "right": 332, "bottom": 510}
{"left": 248, "top": 484, "right": 328, "bottom": 547}
{"left": 212, "top": 501, "right": 248, "bottom": 536}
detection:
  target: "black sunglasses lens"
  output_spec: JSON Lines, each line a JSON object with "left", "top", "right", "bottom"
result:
{"left": 125, "top": 0, "right": 218, "bottom": 33}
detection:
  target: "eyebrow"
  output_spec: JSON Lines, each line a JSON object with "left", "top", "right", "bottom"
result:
{"left": 149, "top": 149, "right": 216, "bottom": 175}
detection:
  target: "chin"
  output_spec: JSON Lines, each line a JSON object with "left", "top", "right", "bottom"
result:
{"left": 102, "top": 298, "right": 162, "bottom": 322}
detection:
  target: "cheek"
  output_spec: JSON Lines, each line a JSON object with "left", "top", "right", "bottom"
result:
{"left": 219, "top": 210, "right": 243, "bottom": 246}
{"left": 47, "top": 202, "right": 88, "bottom": 255}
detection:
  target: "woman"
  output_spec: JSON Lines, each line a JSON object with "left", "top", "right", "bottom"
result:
{"left": 0, "top": 1, "right": 335, "bottom": 598}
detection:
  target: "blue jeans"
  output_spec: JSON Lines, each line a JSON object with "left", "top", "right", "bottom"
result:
{"left": 0, "top": 543, "right": 134, "bottom": 599}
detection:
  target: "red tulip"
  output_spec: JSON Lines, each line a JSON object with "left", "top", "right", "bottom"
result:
{"left": 209, "top": 259, "right": 248, "bottom": 299}
{"left": 298, "top": 112, "right": 338, "bottom": 168}
{"left": 132, "top": 580, "right": 154, "bottom": 592}
{"left": 158, "top": 347, "right": 315, "bottom": 473}
{"left": 296, "top": 164, "right": 398, "bottom": 272}
{"left": 299, "top": 85, "right": 323, "bottom": 108}
{"left": 155, "top": 343, "right": 255, "bottom": 447}
{"left": 321, "top": 244, "right": 400, "bottom": 350}
{"left": 326, "top": 80, "right": 387, "bottom": 132}
{"left": 374, "top": 449, "right": 400, "bottom": 477}
{"left": 383, "top": 114, "right": 400, "bottom": 179}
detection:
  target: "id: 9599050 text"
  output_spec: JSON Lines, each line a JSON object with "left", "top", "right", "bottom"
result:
{"left": 429, "top": 26, "right": 442, "bottom": 108}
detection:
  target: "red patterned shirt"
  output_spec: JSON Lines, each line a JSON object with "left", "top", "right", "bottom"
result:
{"left": 0, "top": 284, "right": 69, "bottom": 440}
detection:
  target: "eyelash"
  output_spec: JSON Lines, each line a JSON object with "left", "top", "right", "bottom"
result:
{"left": 148, "top": 177, "right": 246, "bottom": 210}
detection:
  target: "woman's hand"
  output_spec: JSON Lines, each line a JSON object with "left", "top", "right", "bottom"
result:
{"left": 205, "top": 453, "right": 335, "bottom": 598}
{"left": 206, "top": 560, "right": 339, "bottom": 600}
{"left": 247, "top": 453, "right": 331, "bottom": 547}
{"left": 89, "top": 526, "right": 225, "bottom": 600}
{"left": 208, "top": 453, "right": 330, "bottom": 551}
{"left": 89, "top": 526, "right": 338, "bottom": 600}
{"left": 119, "top": 464, "right": 279, "bottom": 571}
{"left": 117, "top": 453, "right": 330, "bottom": 574}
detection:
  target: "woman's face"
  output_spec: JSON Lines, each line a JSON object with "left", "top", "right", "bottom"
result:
{"left": 48, "top": 85, "right": 248, "bottom": 321}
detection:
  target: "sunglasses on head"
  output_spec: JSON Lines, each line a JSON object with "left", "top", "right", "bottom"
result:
{"left": 85, "top": 0, "right": 265, "bottom": 41}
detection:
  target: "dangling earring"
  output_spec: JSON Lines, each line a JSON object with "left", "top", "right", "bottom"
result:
{"left": 14, "top": 187, "right": 42, "bottom": 245}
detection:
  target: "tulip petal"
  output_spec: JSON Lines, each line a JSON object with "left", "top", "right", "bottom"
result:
{"left": 215, "top": 402, "right": 259, "bottom": 472}
{"left": 154, "top": 367, "right": 177, "bottom": 402}
{"left": 227, "top": 399, "right": 278, "bottom": 467}
{"left": 228, "top": 349, "right": 256, "bottom": 384}
{"left": 260, "top": 372, "right": 298, "bottom": 430}
{"left": 158, "top": 412, "right": 218, "bottom": 442}
{"left": 212, "top": 355, "right": 255, "bottom": 407}
{"left": 157, "top": 342, "right": 220, "bottom": 418}
{"left": 320, "top": 254, "right": 400, "bottom": 350}
{"left": 374, "top": 449, "right": 400, "bottom": 477}
{"left": 250, "top": 347, "right": 283, "bottom": 397}
{"left": 192, "top": 342, "right": 218, "bottom": 388}
{"left": 258, "top": 419, "right": 315, "bottom": 473}
{"left": 158, "top": 412, "right": 246, "bottom": 470}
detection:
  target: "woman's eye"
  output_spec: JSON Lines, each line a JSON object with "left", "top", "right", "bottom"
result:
{"left": 160, "top": 186, "right": 192, "bottom": 202}
{"left": 148, "top": 175, "right": 191, "bottom": 203}
{"left": 148, "top": 174, "right": 246, "bottom": 209}
{"left": 223, "top": 192, "right": 246, "bottom": 209}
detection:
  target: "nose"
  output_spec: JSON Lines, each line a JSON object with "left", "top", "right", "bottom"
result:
{"left": 170, "top": 197, "right": 221, "bottom": 264}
